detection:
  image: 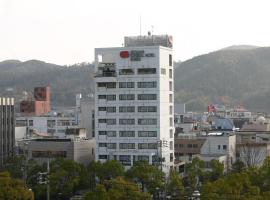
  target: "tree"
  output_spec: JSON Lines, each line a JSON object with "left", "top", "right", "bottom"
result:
{"left": 232, "top": 159, "right": 245, "bottom": 173}
{"left": 125, "top": 161, "right": 165, "bottom": 195}
{"left": 207, "top": 159, "right": 224, "bottom": 181}
{"left": 97, "top": 160, "right": 125, "bottom": 182}
{"left": 85, "top": 184, "right": 109, "bottom": 200}
{"left": 85, "top": 177, "right": 151, "bottom": 200}
{"left": 0, "top": 171, "right": 34, "bottom": 200}
{"left": 49, "top": 158, "right": 82, "bottom": 199}
{"left": 238, "top": 143, "right": 267, "bottom": 167}
{"left": 185, "top": 157, "right": 205, "bottom": 190}
{"left": 166, "top": 170, "right": 184, "bottom": 199}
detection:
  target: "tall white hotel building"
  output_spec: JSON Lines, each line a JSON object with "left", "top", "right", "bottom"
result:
{"left": 94, "top": 34, "right": 174, "bottom": 173}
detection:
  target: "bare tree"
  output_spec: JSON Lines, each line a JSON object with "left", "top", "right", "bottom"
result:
{"left": 237, "top": 143, "right": 267, "bottom": 167}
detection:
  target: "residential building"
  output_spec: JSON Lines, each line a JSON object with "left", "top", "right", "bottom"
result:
{"left": 0, "top": 97, "right": 15, "bottom": 168}
{"left": 200, "top": 132, "right": 236, "bottom": 171}
{"left": 94, "top": 34, "right": 174, "bottom": 173}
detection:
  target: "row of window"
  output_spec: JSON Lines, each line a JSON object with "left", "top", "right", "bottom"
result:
{"left": 99, "top": 142, "right": 158, "bottom": 149}
{"left": 98, "top": 130, "right": 157, "bottom": 137}
{"left": 117, "top": 68, "right": 173, "bottom": 77}
{"left": 98, "top": 106, "right": 157, "bottom": 113}
{"left": 98, "top": 93, "right": 173, "bottom": 103}
{"left": 97, "top": 81, "right": 172, "bottom": 90}
{"left": 98, "top": 94, "right": 157, "bottom": 101}
{"left": 98, "top": 118, "right": 157, "bottom": 125}
{"left": 174, "top": 144, "right": 200, "bottom": 148}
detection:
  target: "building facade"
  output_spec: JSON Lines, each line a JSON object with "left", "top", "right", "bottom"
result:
{"left": 0, "top": 97, "right": 15, "bottom": 168}
{"left": 16, "top": 115, "right": 77, "bottom": 138}
{"left": 94, "top": 35, "right": 174, "bottom": 173}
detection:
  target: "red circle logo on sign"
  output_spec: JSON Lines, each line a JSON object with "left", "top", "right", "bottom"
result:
{"left": 120, "top": 51, "right": 129, "bottom": 58}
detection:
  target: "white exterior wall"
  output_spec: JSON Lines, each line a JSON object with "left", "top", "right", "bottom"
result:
{"left": 200, "top": 134, "right": 236, "bottom": 170}
{"left": 94, "top": 46, "right": 174, "bottom": 173}
{"left": 16, "top": 116, "right": 77, "bottom": 138}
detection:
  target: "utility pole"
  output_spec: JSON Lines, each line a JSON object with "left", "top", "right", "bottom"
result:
{"left": 47, "top": 158, "right": 50, "bottom": 200}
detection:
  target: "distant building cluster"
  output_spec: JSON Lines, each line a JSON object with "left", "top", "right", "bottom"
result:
{"left": 1, "top": 34, "right": 270, "bottom": 179}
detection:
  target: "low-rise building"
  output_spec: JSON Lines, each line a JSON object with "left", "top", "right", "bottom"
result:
{"left": 18, "top": 138, "right": 95, "bottom": 165}
{"left": 200, "top": 132, "right": 236, "bottom": 171}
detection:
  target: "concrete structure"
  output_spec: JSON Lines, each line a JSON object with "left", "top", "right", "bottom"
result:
{"left": 75, "top": 94, "right": 95, "bottom": 138}
{"left": 0, "top": 97, "right": 15, "bottom": 168}
{"left": 174, "top": 133, "right": 206, "bottom": 162}
{"left": 20, "top": 86, "right": 51, "bottom": 116}
{"left": 16, "top": 115, "right": 77, "bottom": 138}
{"left": 94, "top": 34, "right": 174, "bottom": 173}
{"left": 18, "top": 138, "right": 95, "bottom": 165}
{"left": 200, "top": 132, "right": 236, "bottom": 171}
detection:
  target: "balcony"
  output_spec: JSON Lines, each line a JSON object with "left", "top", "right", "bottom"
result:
{"left": 95, "top": 62, "right": 116, "bottom": 78}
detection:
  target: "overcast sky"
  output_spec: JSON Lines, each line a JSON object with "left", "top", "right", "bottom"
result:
{"left": 1, "top": 0, "right": 270, "bottom": 65}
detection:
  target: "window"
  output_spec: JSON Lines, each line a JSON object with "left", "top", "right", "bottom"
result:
{"left": 119, "top": 69, "right": 134, "bottom": 75}
{"left": 107, "top": 95, "right": 116, "bottom": 101}
{"left": 99, "top": 143, "right": 107, "bottom": 147}
{"left": 170, "top": 153, "right": 174, "bottom": 162}
{"left": 138, "top": 143, "right": 148, "bottom": 149}
{"left": 119, "top": 106, "right": 135, "bottom": 113}
{"left": 98, "top": 95, "right": 106, "bottom": 99}
{"left": 138, "top": 94, "right": 157, "bottom": 100}
{"left": 169, "top": 94, "right": 173, "bottom": 103}
{"left": 119, "top": 155, "right": 131, "bottom": 166}
{"left": 169, "top": 69, "right": 172, "bottom": 78}
{"left": 99, "top": 155, "right": 107, "bottom": 159}
{"left": 119, "top": 94, "right": 135, "bottom": 100}
{"left": 138, "top": 131, "right": 157, "bottom": 137}
{"left": 98, "top": 107, "right": 106, "bottom": 111}
{"left": 137, "top": 82, "right": 157, "bottom": 88}
{"left": 107, "top": 131, "right": 116, "bottom": 137}
{"left": 137, "top": 68, "right": 156, "bottom": 74}
{"left": 98, "top": 131, "right": 107, "bottom": 136}
{"left": 218, "top": 145, "right": 221, "bottom": 150}
{"left": 119, "top": 131, "right": 135, "bottom": 137}
{"left": 148, "top": 143, "right": 158, "bottom": 149}
{"left": 137, "top": 156, "right": 149, "bottom": 162}
{"left": 193, "top": 144, "right": 198, "bottom": 148}
{"left": 119, "top": 82, "right": 135, "bottom": 88}
{"left": 107, "top": 143, "right": 116, "bottom": 149}
{"left": 169, "top": 81, "right": 173, "bottom": 91}
{"left": 98, "top": 82, "right": 116, "bottom": 88}
{"left": 223, "top": 145, "right": 227, "bottom": 150}
{"left": 107, "top": 107, "right": 116, "bottom": 113}
{"left": 169, "top": 106, "right": 173, "bottom": 115}
{"left": 107, "top": 119, "right": 116, "bottom": 125}
{"left": 170, "top": 117, "right": 173, "bottom": 126}
{"left": 187, "top": 144, "right": 192, "bottom": 148}
{"left": 170, "top": 129, "right": 173, "bottom": 138}
{"left": 98, "top": 82, "right": 107, "bottom": 87}
{"left": 119, "top": 119, "right": 135, "bottom": 125}
{"left": 161, "top": 68, "right": 166, "bottom": 75}
{"left": 119, "top": 143, "right": 135, "bottom": 149}
{"left": 138, "top": 118, "right": 157, "bottom": 125}
{"left": 138, "top": 106, "right": 157, "bottom": 112}
{"left": 169, "top": 54, "right": 172, "bottom": 66}
{"left": 170, "top": 141, "right": 173, "bottom": 150}
{"left": 98, "top": 119, "right": 106, "bottom": 123}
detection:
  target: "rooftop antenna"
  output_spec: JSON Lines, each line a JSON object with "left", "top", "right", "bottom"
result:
{"left": 151, "top": 25, "right": 154, "bottom": 35}
{"left": 139, "top": 15, "right": 142, "bottom": 36}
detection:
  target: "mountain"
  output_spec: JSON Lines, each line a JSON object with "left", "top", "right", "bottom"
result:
{"left": 0, "top": 60, "right": 94, "bottom": 108}
{"left": 174, "top": 46, "right": 270, "bottom": 112}
{"left": 1, "top": 45, "right": 270, "bottom": 112}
